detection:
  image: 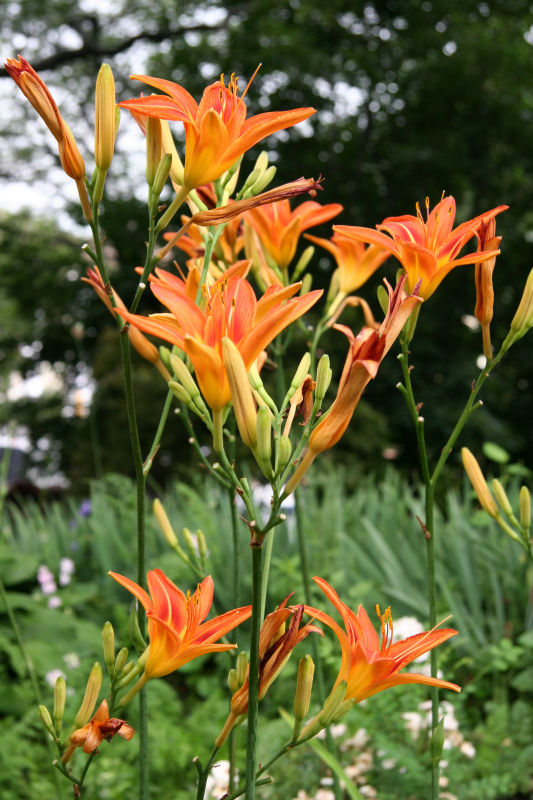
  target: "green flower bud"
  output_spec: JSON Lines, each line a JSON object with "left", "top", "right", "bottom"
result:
{"left": 146, "top": 117, "right": 163, "bottom": 186}
{"left": 228, "top": 668, "right": 239, "bottom": 693}
{"left": 38, "top": 705, "right": 55, "bottom": 737}
{"left": 128, "top": 608, "right": 148, "bottom": 654}
{"left": 520, "top": 485, "right": 531, "bottom": 532}
{"left": 73, "top": 662, "right": 102, "bottom": 728}
{"left": 287, "top": 353, "right": 311, "bottom": 400}
{"left": 102, "top": 621, "right": 115, "bottom": 676}
{"left": 249, "top": 165, "right": 277, "bottom": 196}
{"left": 114, "top": 647, "right": 129, "bottom": 676}
{"left": 491, "top": 479, "right": 513, "bottom": 517}
{"left": 377, "top": 284, "right": 389, "bottom": 316}
{"left": 53, "top": 675, "right": 66, "bottom": 733}
{"left": 317, "top": 681, "right": 348, "bottom": 728}
{"left": 293, "top": 655, "right": 315, "bottom": 723}
{"left": 151, "top": 152, "right": 172, "bottom": 198}
{"left": 255, "top": 405, "right": 273, "bottom": 479}
{"left": 236, "top": 651, "right": 249, "bottom": 686}
{"left": 315, "top": 354, "right": 332, "bottom": 405}
{"left": 276, "top": 435, "right": 293, "bottom": 475}
{"left": 293, "top": 246, "right": 315, "bottom": 281}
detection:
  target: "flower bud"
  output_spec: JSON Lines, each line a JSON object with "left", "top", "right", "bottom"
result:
{"left": 153, "top": 498, "right": 178, "bottom": 549}
{"left": 228, "top": 668, "right": 239, "bottom": 693}
{"left": 169, "top": 380, "right": 192, "bottom": 406}
{"left": 255, "top": 405, "right": 273, "bottom": 479}
{"left": 236, "top": 651, "right": 249, "bottom": 686}
{"left": 58, "top": 123, "right": 85, "bottom": 180}
{"left": 73, "top": 662, "right": 102, "bottom": 728}
{"left": 502, "top": 268, "right": 533, "bottom": 351}
{"left": 315, "top": 354, "right": 332, "bottom": 405}
{"left": 146, "top": 117, "right": 163, "bottom": 186}
{"left": 128, "top": 608, "right": 148, "bottom": 653}
{"left": 377, "top": 284, "right": 389, "bottom": 316}
{"left": 287, "top": 353, "right": 312, "bottom": 401}
{"left": 53, "top": 676, "right": 66, "bottom": 734}
{"left": 152, "top": 153, "right": 173, "bottom": 198}
{"left": 102, "top": 621, "right": 115, "bottom": 676}
{"left": 170, "top": 354, "right": 199, "bottom": 398}
{"left": 462, "top": 448, "right": 498, "bottom": 518}
{"left": 299, "top": 273, "right": 313, "bottom": 295}
{"left": 114, "top": 647, "right": 129, "bottom": 676}
{"left": 491, "top": 479, "right": 512, "bottom": 517}
{"left": 293, "top": 246, "right": 315, "bottom": 281}
{"left": 94, "top": 64, "right": 116, "bottom": 173}
{"left": 276, "top": 435, "right": 293, "bottom": 475}
{"left": 38, "top": 705, "right": 55, "bottom": 737}
{"left": 520, "top": 485, "right": 531, "bottom": 532}
{"left": 248, "top": 165, "right": 277, "bottom": 197}
{"left": 182, "top": 527, "right": 200, "bottom": 562}
{"left": 293, "top": 655, "right": 314, "bottom": 723}
{"left": 223, "top": 338, "right": 257, "bottom": 449}
{"left": 197, "top": 530, "right": 208, "bottom": 564}
{"left": 317, "top": 681, "right": 348, "bottom": 727}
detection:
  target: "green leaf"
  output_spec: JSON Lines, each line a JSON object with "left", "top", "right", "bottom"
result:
{"left": 482, "top": 441, "right": 510, "bottom": 464}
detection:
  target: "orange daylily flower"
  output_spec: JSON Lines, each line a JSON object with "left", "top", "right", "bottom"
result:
{"left": 109, "top": 570, "right": 252, "bottom": 701}
{"left": 308, "top": 577, "right": 460, "bottom": 703}
{"left": 334, "top": 195, "right": 507, "bottom": 300}
{"left": 304, "top": 230, "right": 391, "bottom": 296}
{"left": 246, "top": 198, "right": 343, "bottom": 271}
{"left": 117, "top": 262, "right": 322, "bottom": 410}
{"left": 285, "top": 277, "right": 421, "bottom": 492}
{"left": 61, "top": 700, "right": 134, "bottom": 763}
{"left": 82, "top": 266, "right": 171, "bottom": 380}
{"left": 119, "top": 71, "right": 315, "bottom": 190}
{"left": 216, "top": 598, "right": 322, "bottom": 746}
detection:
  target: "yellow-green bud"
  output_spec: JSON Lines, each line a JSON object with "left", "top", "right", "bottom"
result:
{"left": 53, "top": 675, "right": 66, "bottom": 733}
{"left": 293, "top": 655, "right": 315, "bottom": 722}
{"left": 293, "top": 246, "right": 315, "bottom": 281}
{"left": 197, "top": 530, "right": 208, "bottom": 564}
{"left": 102, "top": 621, "right": 115, "bottom": 676}
{"left": 461, "top": 448, "right": 498, "bottom": 518}
{"left": 299, "top": 273, "right": 313, "bottom": 295}
{"left": 169, "top": 380, "right": 192, "bottom": 406}
{"left": 505, "top": 268, "right": 533, "bottom": 349}
{"left": 287, "top": 353, "right": 311, "bottom": 399}
{"left": 74, "top": 662, "right": 102, "bottom": 728}
{"left": 222, "top": 338, "right": 257, "bottom": 448}
{"left": 152, "top": 152, "right": 172, "bottom": 198}
{"left": 520, "top": 485, "right": 531, "bottom": 531}
{"left": 315, "top": 354, "right": 332, "bottom": 405}
{"left": 182, "top": 527, "right": 200, "bottom": 561}
{"left": 255, "top": 405, "right": 273, "bottom": 478}
{"left": 491, "top": 479, "right": 512, "bottom": 517}
{"left": 228, "top": 668, "right": 239, "bottom": 693}
{"left": 317, "top": 681, "right": 348, "bottom": 727}
{"left": 236, "top": 651, "right": 249, "bottom": 686}
{"left": 249, "top": 165, "right": 276, "bottom": 196}
{"left": 38, "top": 705, "right": 55, "bottom": 737}
{"left": 153, "top": 498, "right": 178, "bottom": 549}
{"left": 377, "top": 284, "right": 389, "bottom": 316}
{"left": 146, "top": 117, "right": 163, "bottom": 186}
{"left": 94, "top": 64, "right": 116, "bottom": 172}
{"left": 159, "top": 346, "right": 173, "bottom": 371}
{"left": 276, "top": 435, "right": 293, "bottom": 475}
{"left": 222, "top": 167, "right": 240, "bottom": 202}
{"left": 114, "top": 647, "right": 129, "bottom": 676}
{"left": 331, "top": 698, "right": 354, "bottom": 723}
{"left": 430, "top": 719, "right": 445, "bottom": 764}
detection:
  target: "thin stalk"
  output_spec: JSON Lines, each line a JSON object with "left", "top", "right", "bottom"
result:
{"left": 259, "top": 530, "right": 274, "bottom": 623}
{"left": 294, "top": 490, "right": 342, "bottom": 800}
{"left": 244, "top": 541, "right": 264, "bottom": 800}
{"left": 143, "top": 388, "right": 173, "bottom": 475}
{"left": 229, "top": 487, "right": 240, "bottom": 612}
{"left": 195, "top": 746, "right": 219, "bottom": 800}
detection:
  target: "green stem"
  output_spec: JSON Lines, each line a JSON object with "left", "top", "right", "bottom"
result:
{"left": 195, "top": 746, "right": 219, "bottom": 800}
{"left": 143, "top": 388, "right": 173, "bottom": 476}
{"left": 229, "top": 488, "right": 240, "bottom": 612}
{"left": 245, "top": 541, "right": 264, "bottom": 800}
{"left": 259, "top": 530, "right": 274, "bottom": 622}
{"left": 294, "top": 490, "right": 342, "bottom": 800}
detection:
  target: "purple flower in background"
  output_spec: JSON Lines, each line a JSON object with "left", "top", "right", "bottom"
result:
{"left": 79, "top": 499, "right": 92, "bottom": 517}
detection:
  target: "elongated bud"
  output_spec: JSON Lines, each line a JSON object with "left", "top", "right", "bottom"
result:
{"left": 293, "top": 655, "right": 315, "bottom": 723}
{"left": 255, "top": 405, "right": 273, "bottom": 478}
{"left": 239, "top": 151, "right": 269, "bottom": 197}
{"left": 169, "top": 380, "right": 192, "bottom": 406}
{"left": 502, "top": 268, "right": 533, "bottom": 351}
{"left": 300, "top": 273, "right": 313, "bottom": 294}
{"left": 236, "top": 652, "right": 249, "bottom": 686}
{"left": 222, "top": 167, "right": 240, "bottom": 202}
{"left": 128, "top": 608, "right": 147, "bottom": 653}
{"left": 293, "top": 246, "right": 315, "bottom": 281}
{"left": 74, "top": 662, "right": 102, "bottom": 727}
{"left": 170, "top": 353, "right": 200, "bottom": 398}
{"left": 159, "top": 346, "right": 173, "bottom": 371}
{"left": 58, "top": 123, "right": 85, "bottom": 180}
{"left": 114, "top": 647, "right": 129, "bottom": 676}
{"left": 38, "top": 705, "right": 55, "bottom": 737}
{"left": 102, "top": 621, "right": 115, "bottom": 676}
{"left": 315, "top": 354, "right": 332, "bottom": 405}
{"left": 520, "top": 486, "right": 531, "bottom": 531}
{"left": 228, "top": 668, "right": 239, "bottom": 693}
{"left": 287, "top": 353, "right": 312, "bottom": 400}
{"left": 430, "top": 719, "right": 445, "bottom": 764}
{"left": 152, "top": 153, "right": 173, "bottom": 198}
{"left": 461, "top": 448, "right": 498, "bottom": 518}
{"left": 377, "top": 284, "right": 389, "bottom": 316}
{"left": 223, "top": 338, "right": 257, "bottom": 448}
{"left": 197, "top": 530, "right": 208, "bottom": 564}
{"left": 153, "top": 498, "right": 178, "bottom": 549}
{"left": 276, "top": 435, "right": 293, "bottom": 475}
{"left": 182, "top": 527, "right": 200, "bottom": 562}
{"left": 146, "top": 117, "right": 163, "bottom": 186}
{"left": 53, "top": 676, "right": 66, "bottom": 733}
{"left": 317, "top": 681, "right": 348, "bottom": 727}
{"left": 491, "top": 479, "right": 512, "bottom": 517}
{"left": 248, "top": 362, "right": 278, "bottom": 415}
{"left": 160, "top": 119, "right": 184, "bottom": 186}
{"left": 94, "top": 64, "right": 116, "bottom": 172}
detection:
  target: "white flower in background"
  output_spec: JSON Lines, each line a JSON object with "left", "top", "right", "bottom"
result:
{"left": 460, "top": 741, "right": 476, "bottom": 758}
{"left": 63, "top": 652, "right": 80, "bottom": 669}
{"left": 45, "top": 668, "right": 65, "bottom": 687}
{"left": 48, "top": 596, "right": 62, "bottom": 608}
{"left": 204, "top": 759, "right": 232, "bottom": 799}
{"left": 59, "top": 557, "right": 75, "bottom": 586}
{"left": 37, "top": 564, "right": 57, "bottom": 595}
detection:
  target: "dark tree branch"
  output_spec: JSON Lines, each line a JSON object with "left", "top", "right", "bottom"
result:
{"left": 0, "top": 16, "right": 230, "bottom": 77}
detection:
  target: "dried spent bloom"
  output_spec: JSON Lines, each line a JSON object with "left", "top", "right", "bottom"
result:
{"left": 61, "top": 700, "right": 134, "bottom": 763}
{"left": 119, "top": 70, "right": 315, "bottom": 190}
{"left": 307, "top": 577, "right": 460, "bottom": 704}
{"left": 335, "top": 196, "right": 507, "bottom": 300}
{"left": 474, "top": 216, "right": 502, "bottom": 360}
{"left": 216, "top": 599, "right": 322, "bottom": 746}
{"left": 109, "top": 570, "right": 251, "bottom": 702}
